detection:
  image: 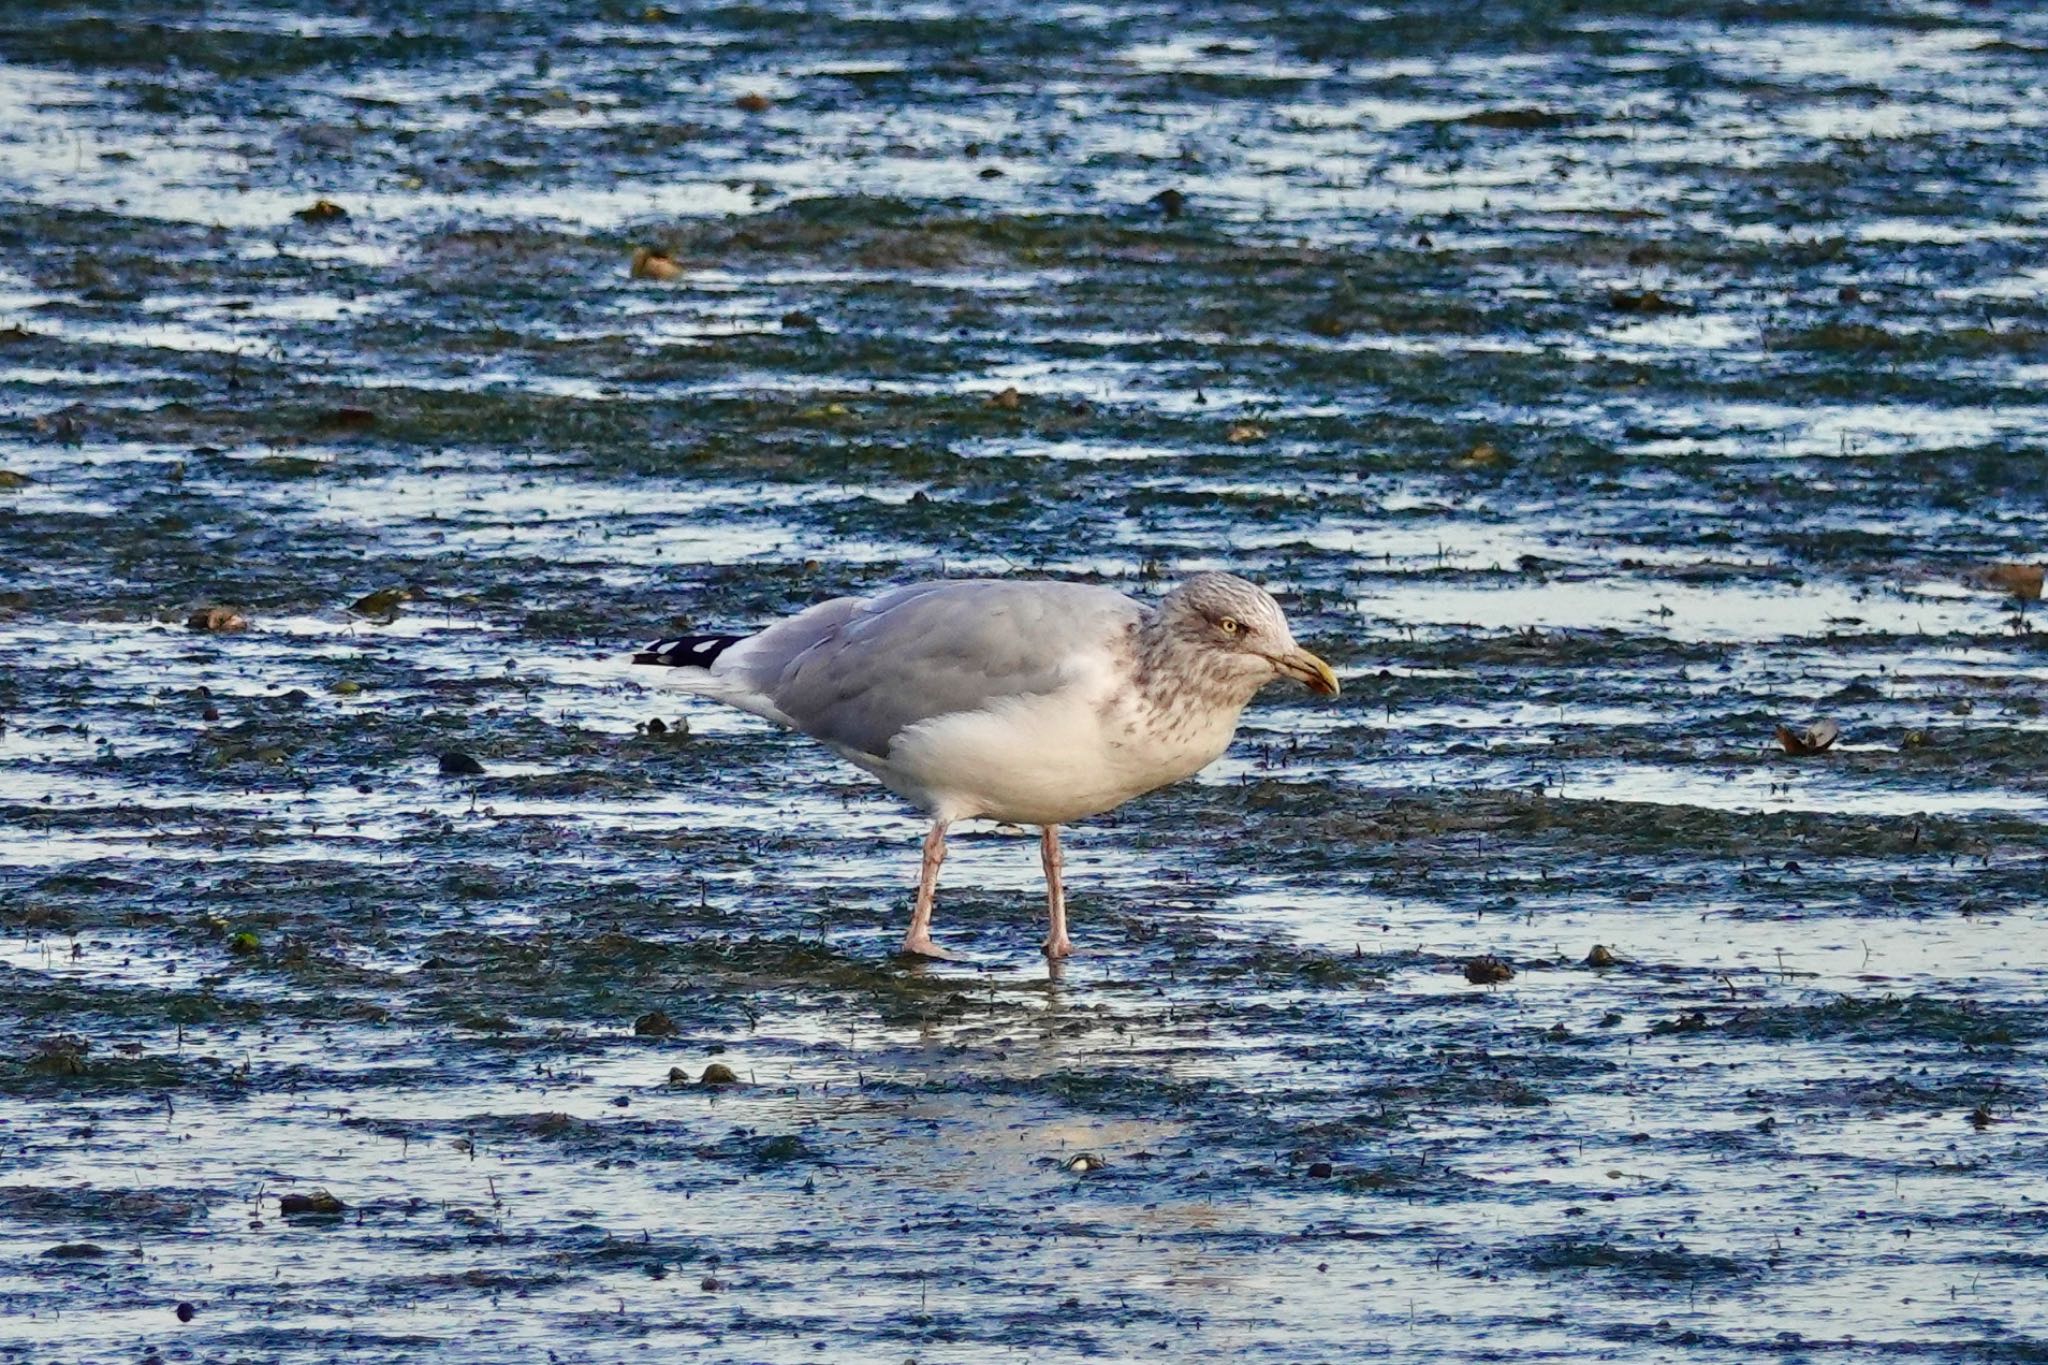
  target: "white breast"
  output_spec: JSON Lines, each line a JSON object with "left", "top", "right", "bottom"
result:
{"left": 846, "top": 668, "right": 1243, "bottom": 826}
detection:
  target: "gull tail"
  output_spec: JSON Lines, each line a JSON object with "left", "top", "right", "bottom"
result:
{"left": 630, "top": 630, "right": 794, "bottom": 728}
{"left": 632, "top": 633, "right": 748, "bottom": 670}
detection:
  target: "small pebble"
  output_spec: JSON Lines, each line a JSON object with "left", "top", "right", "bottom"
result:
{"left": 175, "top": 1302, "right": 196, "bottom": 1323}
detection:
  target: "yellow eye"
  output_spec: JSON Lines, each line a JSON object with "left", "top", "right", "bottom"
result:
{"left": 1218, "top": 617, "right": 1240, "bottom": 635}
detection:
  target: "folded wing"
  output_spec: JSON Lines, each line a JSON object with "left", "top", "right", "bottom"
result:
{"left": 729, "top": 579, "right": 1144, "bottom": 759}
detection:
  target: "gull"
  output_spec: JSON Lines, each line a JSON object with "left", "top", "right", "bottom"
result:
{"left": 632, "top": 573, "right": 1339, "bottom": 959}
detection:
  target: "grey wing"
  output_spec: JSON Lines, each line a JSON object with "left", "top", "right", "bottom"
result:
{"left": 745, "top": 580, "right": 1143, "bottom": 759}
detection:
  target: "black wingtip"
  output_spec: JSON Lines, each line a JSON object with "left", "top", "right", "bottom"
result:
{"left": 633, "top": 633, "right": 745, "bottom": 669}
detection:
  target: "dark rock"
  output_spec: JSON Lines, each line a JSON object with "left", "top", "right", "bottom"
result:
{"left": 634, "top": 1010, "right": 680, "bottom": 1037}
{"left": 278, "top": 1190, "right": 346, "bottom": 1217}
{"left": 42, "top": 1243, "right": 108, "bottom": 1258}
{"left": 1464, "top": 955, "right": 1514, "bottom": 985}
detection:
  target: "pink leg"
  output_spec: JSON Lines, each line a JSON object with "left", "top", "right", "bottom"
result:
{"left": 900, "top": 821, "right": 952, "bottom": 958}
{"left": 1041, "top": 825, "right": 1073, "bottom": 959}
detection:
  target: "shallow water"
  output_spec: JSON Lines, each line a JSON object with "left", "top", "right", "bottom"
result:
{"left": 3, "top": 1, "right": 2047, "bottom": 1361}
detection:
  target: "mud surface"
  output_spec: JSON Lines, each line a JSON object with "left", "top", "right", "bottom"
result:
{"left": 4, "top": 2, "right": 2048, "bottom": 1361}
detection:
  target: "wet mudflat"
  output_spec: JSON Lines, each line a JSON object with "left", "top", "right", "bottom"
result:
{"left": 3, "top": 1, "right": 2048, "bottom": 1360}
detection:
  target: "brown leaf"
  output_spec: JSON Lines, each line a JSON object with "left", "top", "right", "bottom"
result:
{"left": 734, "top": 92, "right": 773, "bottom": 114}
{"left": 1774, "top": 718, "right": 1840, "bottom": 755}
{"left": 1969, "top": 562, "right": 2044, "bottom": 600}
{"left": 186, "top": 607, "right": 248, "bottom": 633}
{"left": 629, "top": 247, "right": 684, "bottom": 281}
{"left": 1454, "top": 441, "right": 1509, "bottom": 469}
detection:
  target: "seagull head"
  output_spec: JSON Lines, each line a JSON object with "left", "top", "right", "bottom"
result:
{"left": 1156, "top": 573, "right": 1340, "bottom": 699}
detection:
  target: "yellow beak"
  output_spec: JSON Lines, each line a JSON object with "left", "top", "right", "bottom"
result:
{"left": 1276, "top": 648, "right": 1341, "bottom": 697}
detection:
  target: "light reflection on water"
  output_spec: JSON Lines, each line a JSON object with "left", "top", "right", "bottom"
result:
{"left": 5, "top": 0, "right": 2048, "bottom": 1360}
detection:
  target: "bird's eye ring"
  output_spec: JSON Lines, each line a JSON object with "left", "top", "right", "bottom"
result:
{"left": 1217, "top": 617, "right": 1240, "bottom": 635}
